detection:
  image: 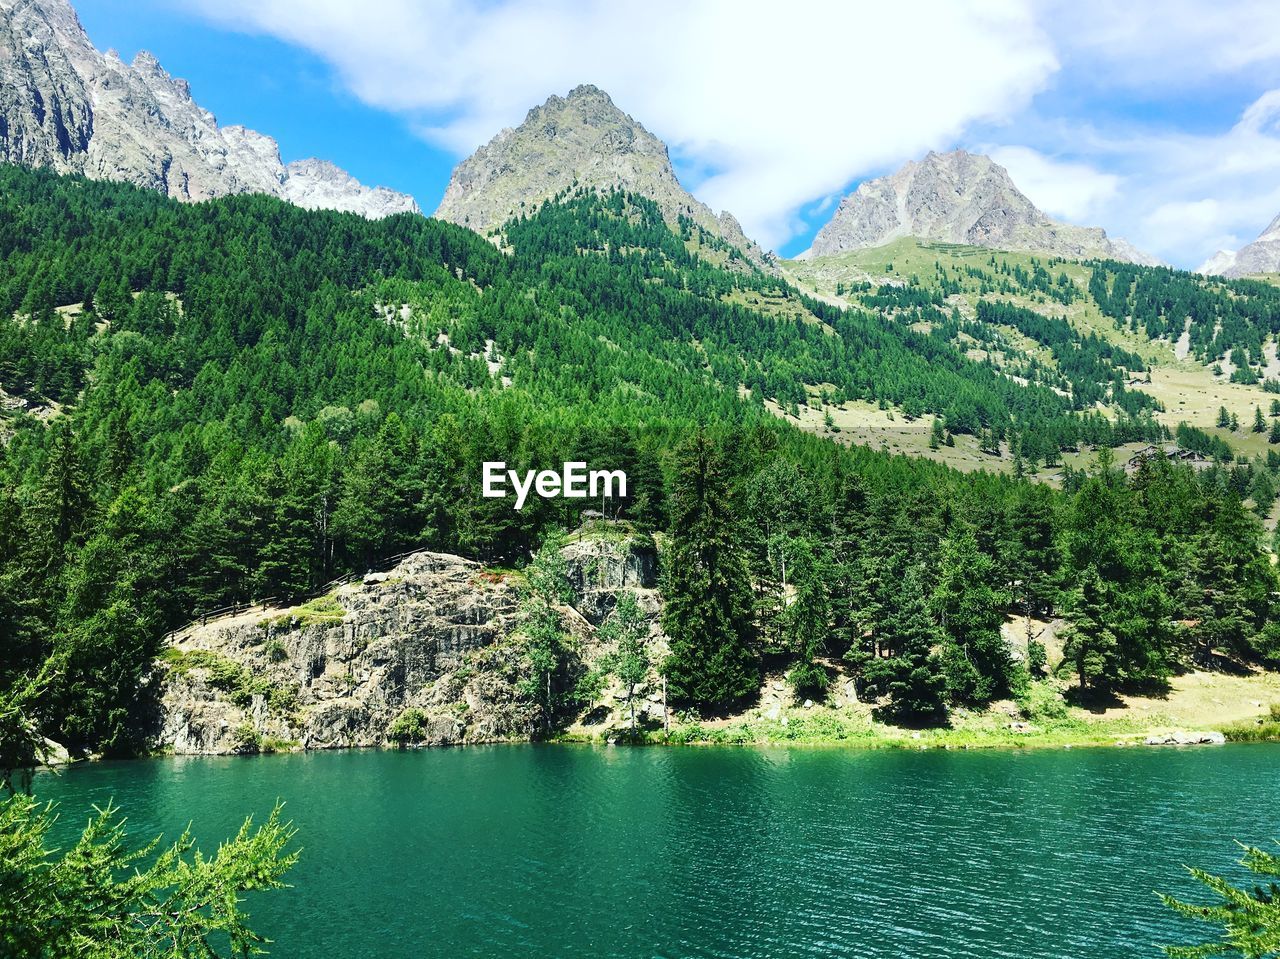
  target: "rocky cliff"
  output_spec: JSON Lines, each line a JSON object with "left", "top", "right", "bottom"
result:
{"left": 803, "top": 149, "right": 1156, "bottom": 265}
{"left": 434, "top": 84, "right": 774, "bottom": 271}
{"left": 156, "top": 529, "right": 664, "bottom": 754}
{"left": 0, "top": 0, "right": 418, "bottom": 217}
{"left": 1198, "top": 212, "right": 1280, "bottom": 278}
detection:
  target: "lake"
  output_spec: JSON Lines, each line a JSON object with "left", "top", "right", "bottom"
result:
{"left": 32, "top": 744, "right": 1280, "bottom": 958}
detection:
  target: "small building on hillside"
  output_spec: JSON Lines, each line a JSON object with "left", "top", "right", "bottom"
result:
{"left": 1125, "top": 444, "right": 1212, "bottom": 474}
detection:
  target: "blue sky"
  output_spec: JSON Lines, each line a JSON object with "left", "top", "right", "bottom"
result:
{"left": 73, "top": 1, "right": 1280, "bottom": 267}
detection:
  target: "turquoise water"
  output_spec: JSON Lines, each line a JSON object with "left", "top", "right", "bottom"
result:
{"left": 32, "top": 745, "right": 1280, "bottom": 958}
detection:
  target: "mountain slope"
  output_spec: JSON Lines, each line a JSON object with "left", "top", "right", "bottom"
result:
{"left": 804, "top": 149, "right": 1156, "bottom": 265}
{"left": 0, "top": 167, "right": 1273, "bottom": 755}
{"left": 1198, "top": 212, "right": 1280, "bottom": 278}
{"left": 434, "top": 84, "right": 773, "bottom": 270}
{"left": 0, "top": 0, "right": 418, "bottom": 217}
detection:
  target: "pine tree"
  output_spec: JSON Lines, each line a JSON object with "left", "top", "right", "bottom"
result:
{"left": 929, "top": 418, "right": 945, "bottom": 450}
{"left": 783, "top": 538, "right": 832, "bottom": 701}
{"left": 932, "top": 526, "right": 1013, "bottom": 704}
{"left": 1061, "top": 566, "right": 1119, "bottom": 697}
{"left": 864, "top": 567, "right": 946, "bottom": 724}
{"left": 1253, "top": 405, "right": 1267, "bottom": 433}
{"left": 661, "top": 430, "right": 759, "bottom": 710}
{"left": 1162, "top": 841, "right": 1280, "bottom": 958}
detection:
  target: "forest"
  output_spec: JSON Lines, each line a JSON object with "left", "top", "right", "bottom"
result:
{"left": 0, "top": 166, "right": 1277, "bottom": 756}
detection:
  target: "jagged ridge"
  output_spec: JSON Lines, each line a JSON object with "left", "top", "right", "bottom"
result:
{"left": 434, "top": 84, "right": 774, "bottom": 270}
{"left": 0, "top": 0, "right": 418, "bottom": 217}
{"left": 803, "top": 149, "right": 1157, "bottom": 265}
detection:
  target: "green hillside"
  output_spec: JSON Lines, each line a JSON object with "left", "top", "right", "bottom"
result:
{"left": 0, "top": 167, "right": 1276, "bottom": 756}
{"left": 784, "top": 238, "right": 1280, "bottom": 497}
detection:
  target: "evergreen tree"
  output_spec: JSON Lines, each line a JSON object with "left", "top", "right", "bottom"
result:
{"left": 661, "top": 430, "right": 759, "bottom": 710}
{"left": 933, "top": 526, "right": 1013, "bottom": 704}
{"left": 599, "top": 593, "right": 649, "bottom": 730}
{"left": 783, "top": 538, "right": 832, "bottom": 701}
{"left": 864, "top": 567, "right": 946, "bottom": 724}
{"left": 1061, "top": 566, "right": 1119, "bottom": 697}
{"left": 1162, "top": 841, "right": 1280, "bottom": 959}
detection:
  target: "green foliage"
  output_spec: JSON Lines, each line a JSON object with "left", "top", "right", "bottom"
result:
{"left": 1016, "top": 681, "right": 1069, "bottom": 723}
{"left": 786, "top": 659, "right": 830, "bottom": 701}
{"left": 933, "top": 525, "right": 1013, "bottom": 704}
{"left": 1163, "top": 842, "right": 1280, "bottom": 958}
{"left": 661, "top": 430, "right": 759, "bottom": 710}
{"left": 599, "top": 593, "right": 650, "bottom": 728}
{"left": 863, "top": 568, "right": 947, "bottom": 724}
{"left": 513, "top": 536, "right": 590, "bottom": 732}
{"left": 0, "top": 794, "right": 297, "bottom": 958}
{"left": 0, "top": 166, "right": 1275, "bottom": 745}
{"left": 1061, "top": 566, "right": 1120, "bottom": 696}
{"left": 388, "top": 707, "right": 430, "bottom": 745}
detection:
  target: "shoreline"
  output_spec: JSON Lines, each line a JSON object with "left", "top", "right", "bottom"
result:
{"left": 48, "top": 718, "right": 1279, "bottom": 767}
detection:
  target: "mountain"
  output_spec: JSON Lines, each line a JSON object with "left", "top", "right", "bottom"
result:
{"left": 434, "top": 84, "right": 773, "bottom": 269}
{"left": 0, "top": 0, "right": 418, "bottom": 217}
{"left": 280, "top": 158, "right": 420, "bottom": 218}
{"left": 1197, "top": 213, "right": 1280, "bottom": 278}
{"left": 802, "top": 149, "right": 1157, "bottom": 265}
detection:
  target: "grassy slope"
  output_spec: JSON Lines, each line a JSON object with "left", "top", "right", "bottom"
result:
{"left": 780, "top": 238, "right": 1280, "bottom": 487}
{"left": 564, "top": 670, "right": 1280, "bottom": 750}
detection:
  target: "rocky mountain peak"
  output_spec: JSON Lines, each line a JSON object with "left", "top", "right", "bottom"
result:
{"left": 0, "top": 0, "right": 418, "bottom": 218}
{"left": 283, "top": 158, "right": 421, "bottom": 217}
{"left": 434, "top": 84, "right": 773, "bottom": 270}
{"left": 1198, "top": 211, "right": 1280, "bottom": 277}
{"left": 804, "top": 148, "right": 1157, "bottom": 265}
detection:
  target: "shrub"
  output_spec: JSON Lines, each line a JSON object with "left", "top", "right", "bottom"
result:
{"left": 232, "top": 721, "right": 261, "bottom": 754}
{"left": 1027, "top": 639, "right": 1047, "bottom": 675}
{"left": 1017, "top": 681, "right": 1068, "bottom": 722}
{"left": 388, "top": 708, "right": 430, "bottom": 744}
{"left": 787, "top": 660, "right": 829, "bottom": 702}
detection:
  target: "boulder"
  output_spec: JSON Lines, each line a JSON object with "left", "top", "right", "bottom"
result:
{"left": 1144, "top": 731, "right": 1226, "bottom": 746}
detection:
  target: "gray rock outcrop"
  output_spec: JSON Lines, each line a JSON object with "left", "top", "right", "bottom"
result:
{"left": 434, "top": 84, "right": 774, "bottom": 270}
{"left": 156, "top": 529, "right": 664, "bottom": 754}
{"left": 0, "top": 0, "right": 418, "bottom": 216}
{"left": 803, "top": 149, "right": 1157, "bottom": 265}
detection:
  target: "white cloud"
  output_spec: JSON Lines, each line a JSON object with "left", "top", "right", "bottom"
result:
{"left": 1037, "top": 0, "right": 1280, "bottom": 89}
{"left": 179, "top": 0, "right": 1058, "bottom": 249}
{"left": 986, "top": 146, "right": 1119, "bottom": 221}
{"left": 174, "top": 0, "right": 1280, "bottom": 266}
{"left": 992, "top": 90, "right": 1280, "bottom": 266}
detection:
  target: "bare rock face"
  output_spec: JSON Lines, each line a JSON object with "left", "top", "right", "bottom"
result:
{"left": 560, "top": 530, "right": 659, "bottom": 624}
{"left": 435, "top": 84, "right": 774, "bottom": 270}
{"left": 283, "top": 158, "right": 420, "bottom": 217}
{"left": 158, "top": 552, "right": 525, "bottom": 754}
{"left": 0, "top": 0, "right": 416, "bottom": 216}
{"left": 805, "top": 149, "right": 1157, "bottom": 265}
{"left": 1198, "top": 213, "right": 1280, "bottom": 278}
{"left": 156, "top": 530, "right": 664, "bottom": 754}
